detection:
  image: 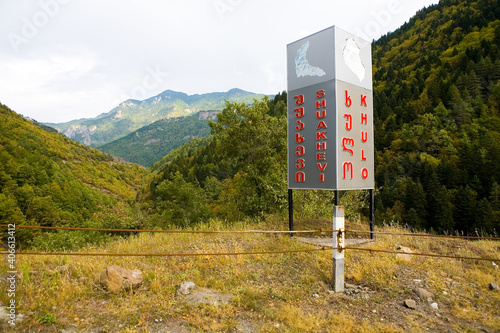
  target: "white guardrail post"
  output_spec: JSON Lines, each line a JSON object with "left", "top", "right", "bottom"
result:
{"left": 332, "top": 206, "right": 345, "bottom": 293}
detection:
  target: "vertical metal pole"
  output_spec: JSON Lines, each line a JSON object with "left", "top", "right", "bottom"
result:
{"left": 370, "top": 189, "right": 375, "bottom": 240}
{"left": 288, "top": 189, "right": 293, "bottom": 237}
{"left": 334, "top": 190, "right": 339, "bottom": 206}
{"left": 332, "top": 205, "right": 345, "bottom": 292}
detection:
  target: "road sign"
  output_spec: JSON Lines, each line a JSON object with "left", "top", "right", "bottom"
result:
{"left": 287, "top": 26, "right": 374, "bottom": 190}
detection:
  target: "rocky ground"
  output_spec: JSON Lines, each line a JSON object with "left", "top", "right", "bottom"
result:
{"left": 1, "top": 220, "right": 498, "bottom": 332}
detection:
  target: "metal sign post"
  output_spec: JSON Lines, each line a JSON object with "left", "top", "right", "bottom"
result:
{"left": 370, "top": 188, "right": 375, "bottom": 240}
{"left": 333, "top": 206, "right": 345, "bottom": 292}
{"left": 286, "top": 26, "right": 374, "bottom": 292}
{"left": 288, "top": 189, "right": 294, "bottom": 237}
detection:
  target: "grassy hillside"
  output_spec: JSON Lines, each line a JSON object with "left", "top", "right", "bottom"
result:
{"left": 1, "top": 219, "right": 498, "bottom": 332}
{"left": 0, "top": 103, "right": 148, "bottom": 249}
{"left": 1, "top": 0, "right": 500, "bottom": 330}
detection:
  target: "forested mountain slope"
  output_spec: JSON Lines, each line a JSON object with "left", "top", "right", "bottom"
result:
{"left": 144, "top": 95, "right": 288, "bottom": 227}
{"left": 0, "top": 103, "right": 147, "bottom": 248}
{"left": 372, "top": 0, "right": 500, "bottom": 233}
{"left": 4, "top": 0, "right": 497, "bottom": 240}
{"left": 98, "top": 111, "right": 218, "bottom": 167}
{"left": 146, "top": 0, "right": 500, "bottom": 234}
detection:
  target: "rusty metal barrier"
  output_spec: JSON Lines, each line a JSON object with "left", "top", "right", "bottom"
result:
{"left": 346, "top": 229, "right": 500, "bottom": 241}
{"left": 0, "top": 224, "right": 498, "bottom": 262}
{"left": 0, "top": 224, "right": 334, "bottom": 234}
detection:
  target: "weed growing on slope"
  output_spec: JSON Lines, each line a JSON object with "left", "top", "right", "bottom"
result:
{"left": 0, "top": 219, "right": 499, "bottom": 332}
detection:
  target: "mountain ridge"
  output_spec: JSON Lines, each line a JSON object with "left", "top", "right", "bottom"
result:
{"left": 45, "top": 88, "right": 268, "bottom": 147}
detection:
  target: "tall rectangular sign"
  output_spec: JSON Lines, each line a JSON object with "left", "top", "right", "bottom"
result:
{"left": 287, "top": 26, "right": 374, "bottom": 190}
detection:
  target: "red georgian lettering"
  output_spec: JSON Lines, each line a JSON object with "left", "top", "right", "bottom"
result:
{"left": 294, "top": 107, "right": 304, "bottom": 118}
{"left": 317, "top": 121, "right": 327, "bottom": 129}
{"left": 295, "top": 120, "right": 305, "bottom": 131}
{"left": 342, "top": 138, "right": 354, "bottom": 155}
{"left": 361, "top": 94, "right": 367, "bottom": 107}
{"left": 316, "top": 110, "right": 326, "bottom": 119}
{"left": 344, "top": 114, "right": 352, "bottom": 131}
{"left": 316, "top": 132, "right": 327, "bottom": 140}
{"left": 316, "top": 152, "right": 326, "bottom": 161}
{"left": 362, "top": 168, "right": 369, "bottom": 179}
{"left": 361, "top": 150, "right": 367, "bottom": 161}
{"left": 296, "top": 158, "right": 305, "bottom": 169}
{"left": 361, "top": 113, "right": 368, "bottom": 125}
{"left": 296, "top": 171, "right": 305, "bottom": 183}
{"left": 294, "top": 94, "right": 304, "bottom": 105}
{"left": 295, "top": 133, "right": 305, "bottom": 143}
{"left": 345, "top": 90, "right": 351, "bottom": 107}
{"left": 361, "top": 131, "right": 368, "bottom": 143}
{"left": 295, "top": 146, "right": 305, "bottom": 156}
{"left": 316, "top": 142, "right": 326, "bottom": 150}
{"left": 316, "top": 100, "right": 326, "bottom": 109}
{"left": 343, "top": 162, "right": 353, "bottom": 180}
{"left": 316, "top": 89, "right": 325, "bottom": 98}
{"left": 320, "top": 174, "right": 325, "bottom": 182}
{"left": 317, "top": 163, "right": 328, "bottom": 171}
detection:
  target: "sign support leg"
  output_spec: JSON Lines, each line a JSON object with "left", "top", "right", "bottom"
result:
{"left": 288, "top": 189, "right": 293, "bottom": 237}
{"left": 332, "top": 205, "right": 345, "bottom": 292}
{"left": 369, "top": 189, "right": 375, "bottom": 240}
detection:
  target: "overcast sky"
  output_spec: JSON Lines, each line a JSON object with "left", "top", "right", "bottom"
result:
{"left": 0, "top": 0, "right": 440, "bottom": 123}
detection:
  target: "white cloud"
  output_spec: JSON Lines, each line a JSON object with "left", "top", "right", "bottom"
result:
{"left": 0, "top": 0, "right": 440, "bottom": 123}
{"left": 0, "top": 46, "right": 108, "bottom": 122}
{"left": 260, "top": 61, "right": 286, "bottom": 95}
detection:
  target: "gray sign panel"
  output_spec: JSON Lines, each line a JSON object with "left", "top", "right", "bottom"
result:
{"left": 333, "top": 28, "right": 373, "bottom": 91}
{"left": 288, "top": 81, "right": 337, "bottom": 189}
{"left": 336, "top": 81, "right": 374, "bottom": 190}
{"left": 287, "top": 26, "right": 372, "bottom": 91}
{"left": 287, "top": 27, "right": 336, "bottom": 91}
{"left": 287, "top": 26, "right": 374, "bottom": 190}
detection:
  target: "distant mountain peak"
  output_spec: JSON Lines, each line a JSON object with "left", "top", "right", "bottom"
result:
{"left": 47, "top": 88, "right": 268, "bottom": 147}
{"left": 227, "top": 88, "right": 248, "bottom": 93}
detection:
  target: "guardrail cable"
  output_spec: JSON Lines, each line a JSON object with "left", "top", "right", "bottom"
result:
{"left": 345, "top": 246, "right": 500, "bottom": 261}
{"left": 1, "top": 224, "right": 498, "bottom": 261}
{"left": 346, "top": 229, "right": 500, "bottom": 241}
{"left": 0, "top": 224, "right": 334, "bottom": 234}
{"left": 0, "top": 247, "right": 333, "bottom": 257}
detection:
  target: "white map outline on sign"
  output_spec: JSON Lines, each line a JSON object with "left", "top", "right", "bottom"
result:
{"left": 295, "top": 40, "right": 326, "bottom": 78}
{"left": 342, "top": 38, "right": 366, "bottom": 82}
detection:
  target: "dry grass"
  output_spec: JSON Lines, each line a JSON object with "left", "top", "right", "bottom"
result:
{"left": 1, "top": 219, "right": 499, "bottom": 332}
